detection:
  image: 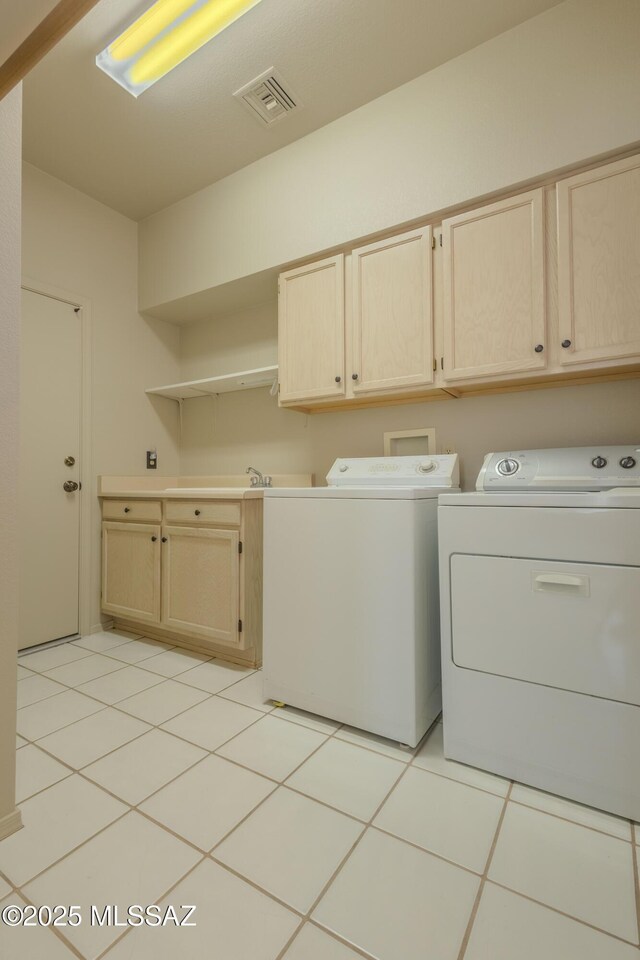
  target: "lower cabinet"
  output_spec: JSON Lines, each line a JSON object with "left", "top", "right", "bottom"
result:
{"left": 102, "top": 521, "right": 161, "bottom": 623}
{"left": 161, "top": 525, "right": 240, "bottom": 646}
{"left": 101, "top": 498, "right": 262, "bottom": 663}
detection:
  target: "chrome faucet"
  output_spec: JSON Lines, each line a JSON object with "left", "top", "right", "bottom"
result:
{"left": 246, "top": 466, "right": 272, "bottom": 487}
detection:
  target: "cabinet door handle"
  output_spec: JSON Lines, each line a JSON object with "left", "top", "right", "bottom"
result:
{"left": 534, "top": 344, "right": 544, "bottom": 353}
{"left": 151, "top": 536, "right": 157, "bottom": 542}
{"left": 194, "top": 509, "right": 201, "bottom": 516}
{"left": 124, "top": 506, "right": 130, "bottom": 513}
{"left": 561, "top": 339, "right": 572, "bottom": 348}
{"left": 161, "top": 537, "right": 167, "bottom": 543}
{"left": 352, "top": 373, "right": 359, "bottom": 380}
{"left": 335, "top": 376, "right": 341, "bottom": 383}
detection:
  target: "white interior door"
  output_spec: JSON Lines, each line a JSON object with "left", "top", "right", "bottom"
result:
{"left": 19, "top": 289, "right": 82, "bottom": 650}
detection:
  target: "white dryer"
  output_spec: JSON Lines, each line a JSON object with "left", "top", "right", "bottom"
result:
{"left": 439, "top": 445, "right": 640, "bottom": 819}
{"left": 263, "top": 455, "right": 459, "bottom": 747}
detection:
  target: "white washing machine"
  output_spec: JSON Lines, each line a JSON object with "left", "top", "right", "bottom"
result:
{"left": 439, "top": 445, "right": 640, "bottom": 819}
{"left": 262, "top": 455, "right": 459, "bottom": 747}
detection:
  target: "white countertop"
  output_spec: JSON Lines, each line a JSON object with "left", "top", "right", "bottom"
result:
{"left": 100, "top": 487, "right": 264, "bottom": 500}
{"left": 98, "top": 474, "right": 314, "bottom": 500}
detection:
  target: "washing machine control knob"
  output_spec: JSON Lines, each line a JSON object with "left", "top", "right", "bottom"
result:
{"left": 417, "top": 461, "right": 436, "bottom": 474}
{"left": 496, "top": 458, "right": 520, "bottom": 476}
{"left": 620, "top": 456, "right": 636, "bottom": 469}
{"left": 339, "top": 465, "right": 348, "bottom": 472}
{"left": 591, "top": 456, "right": 607, "bottom": 469}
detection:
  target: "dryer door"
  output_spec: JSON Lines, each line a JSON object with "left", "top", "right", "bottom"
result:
{"left": 450, "top": 554, "right": 640, "bottom": 705}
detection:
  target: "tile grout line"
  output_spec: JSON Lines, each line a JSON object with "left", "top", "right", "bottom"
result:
{"left": 75, "top": 853, "right": 210, "bottom": 960}
{"left": 14, "top": 738, "right": 640, "bottom": 957}
{"left": 404, "top": 722, "right": 633, "bottom": 844}
{"left": 456, "top": 789, "right": 640, "bottom": 953}
{"left": 4, "top": 807, "right": 132, "bottom": 898}
{"left": 201, "top": 713, "right": 349, "bottom": 856}
{"left": 484, "top": 877, "right": 640, "bottom": 949}
{"left": 275, "top": 918, "right": 379, "bottom": 960}
{"left": 456, "top": 781, "right": 513, "bottom": 960}
{"left": 15, "top": 698, "right": 110, "bottom": 749}
{"left": 286, "top": 735, "right": 428, "bottom": 952}
{"left": 506, "top": 796, "right": 634, "bottom": 844}
{"left": 9, "top": 696, "right": 342, "bottom": 916}
{"left": 21, "top": 670, "right": 272, "bottom": 775}
{"left": 13, "top": 642, "right": 640, "bottom": 956}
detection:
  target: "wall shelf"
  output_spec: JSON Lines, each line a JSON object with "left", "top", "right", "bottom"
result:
{"left": 146, "top": 365, "right": 278, "bottom": 401}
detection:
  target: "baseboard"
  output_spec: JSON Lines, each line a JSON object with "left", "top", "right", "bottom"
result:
{"left": 91, "top": 619, "right": 114, "bottom": 634}
{"left": 0, "top": 807, "right": 23, "bottom": 841}
{"left": 113, "top": 619, "right": 260, "bottom": 669}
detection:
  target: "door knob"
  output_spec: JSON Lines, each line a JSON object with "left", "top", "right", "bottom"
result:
{"left": 63, "top": 480, "right": 79, "bottom": 492}
{"left": 64, "top": 456, "right": 76, "bottom": 466}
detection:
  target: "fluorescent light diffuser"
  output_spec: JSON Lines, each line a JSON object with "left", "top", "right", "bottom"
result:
{"left": 96, "top": 0, "right": 263, "bottom": 97}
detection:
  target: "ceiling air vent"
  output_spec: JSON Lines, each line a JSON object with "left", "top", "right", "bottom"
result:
{"left": 233, "top": 68, "right": 300, "bottom": 126}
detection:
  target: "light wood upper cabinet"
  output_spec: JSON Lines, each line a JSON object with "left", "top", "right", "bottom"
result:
{"left": 278, "top": 254, "right": 345, "bottom": 403}
{"left": 161, "top": 525, "right": 241, "bottom": 648}
{"left": 557, "top": 155, "right": 640, "bottom": 366}
{"left": 102, "top": 520, "right": 161, "bottom": 623}
{"left": 351, "top": 227, "right": 434, "bottom": 394}
{"left": 442, "top": 190, "right": 546, "bottom": 382}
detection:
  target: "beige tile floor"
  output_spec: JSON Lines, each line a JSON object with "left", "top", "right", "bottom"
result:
{"left": 1, "top": 631, "right": 638, "bottom": 960}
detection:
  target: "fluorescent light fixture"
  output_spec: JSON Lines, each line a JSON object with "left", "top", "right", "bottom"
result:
{"left": 96, "top": 0, "right": 263, "bottom": 97}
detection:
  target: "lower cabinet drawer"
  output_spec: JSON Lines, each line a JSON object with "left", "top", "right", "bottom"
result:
{"left": 102, "top": 499, "right": 162, "bottom": 522}
{"left": 164, "top": 500, "right": 242, "bottom": 526}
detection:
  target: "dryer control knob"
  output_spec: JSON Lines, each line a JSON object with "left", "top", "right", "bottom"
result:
{"left": 496, "top": 458, "right": 520, "bottom": 476}
{"left": 591, "top": 456, "right": 607, "bottom": 469}
{"left": 339, "top": 465, "right": 348, "bottom": 472}
{"left": 620, "top": 456, "right": 636, "bottom": 469}
{"left": 417, "top": 461, "right": 436, "bottom": 474}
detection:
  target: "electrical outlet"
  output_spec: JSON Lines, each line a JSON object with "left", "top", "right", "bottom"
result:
{"left": 444, "top": 446, "right": 456, "bottom": 455}
{"left": 146, "top": 450, "right": 157, "bottom": 469}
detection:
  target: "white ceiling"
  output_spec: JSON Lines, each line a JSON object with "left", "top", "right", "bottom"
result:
{"left": 21, "top": 0, "right": 564, "bottom": 220}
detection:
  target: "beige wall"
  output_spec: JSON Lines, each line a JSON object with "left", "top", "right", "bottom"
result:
{"left": 0, "top": 85, "right": 22, "bottom": 836}
{"left": 178, "top": 304, "right": 640, "bottom": 490}
{"left": 139, "top": 0, "right": 640, "bottom": 316}
{"left": 22, "top": 164, "right": 182, "bottom": 630}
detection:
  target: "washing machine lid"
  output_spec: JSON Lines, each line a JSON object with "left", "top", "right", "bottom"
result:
{"left": 263, "top": 485, "right": 460, "bottom": 499}
{"left": 476, "top": 445, "right": 640, "bottom": 492}
{"left": 327, "top": 454, "right": 459, "bottom": 488}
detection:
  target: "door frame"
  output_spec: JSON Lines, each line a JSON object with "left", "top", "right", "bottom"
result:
{"left": 21, "top": 277, "right": 93, "bottom": 639}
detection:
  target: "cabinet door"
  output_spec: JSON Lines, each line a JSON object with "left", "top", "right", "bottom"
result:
{"left": 557, "top": 155, "right": 640, "bottom": 365}
{"left": 351, "top": 227, "right": 434, "bottom": 394}
{"left": 102, "top": 522, "right": 161, "bottom": 623}
{"left": 161, "top": 525, "right": 241, "bottom": 648}
{"left": 278, "top": 255, "right": 345, "bottom": 403}
{"left": 442, "top": 190, "right": 546, "bottom": 381}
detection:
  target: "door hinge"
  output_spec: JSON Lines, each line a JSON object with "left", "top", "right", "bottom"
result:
{"left": 238, "top": 541, "right": 243, "bottom": 555}
{"left": 431, "top": 236, "right": 436, "bottom": 250}
{"left": 238, "top": 619, "right": 243, "bottom": 633}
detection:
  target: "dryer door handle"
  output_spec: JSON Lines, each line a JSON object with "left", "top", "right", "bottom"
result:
{"left": 533, "top": 572, "right": 590, "bottom": 596}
